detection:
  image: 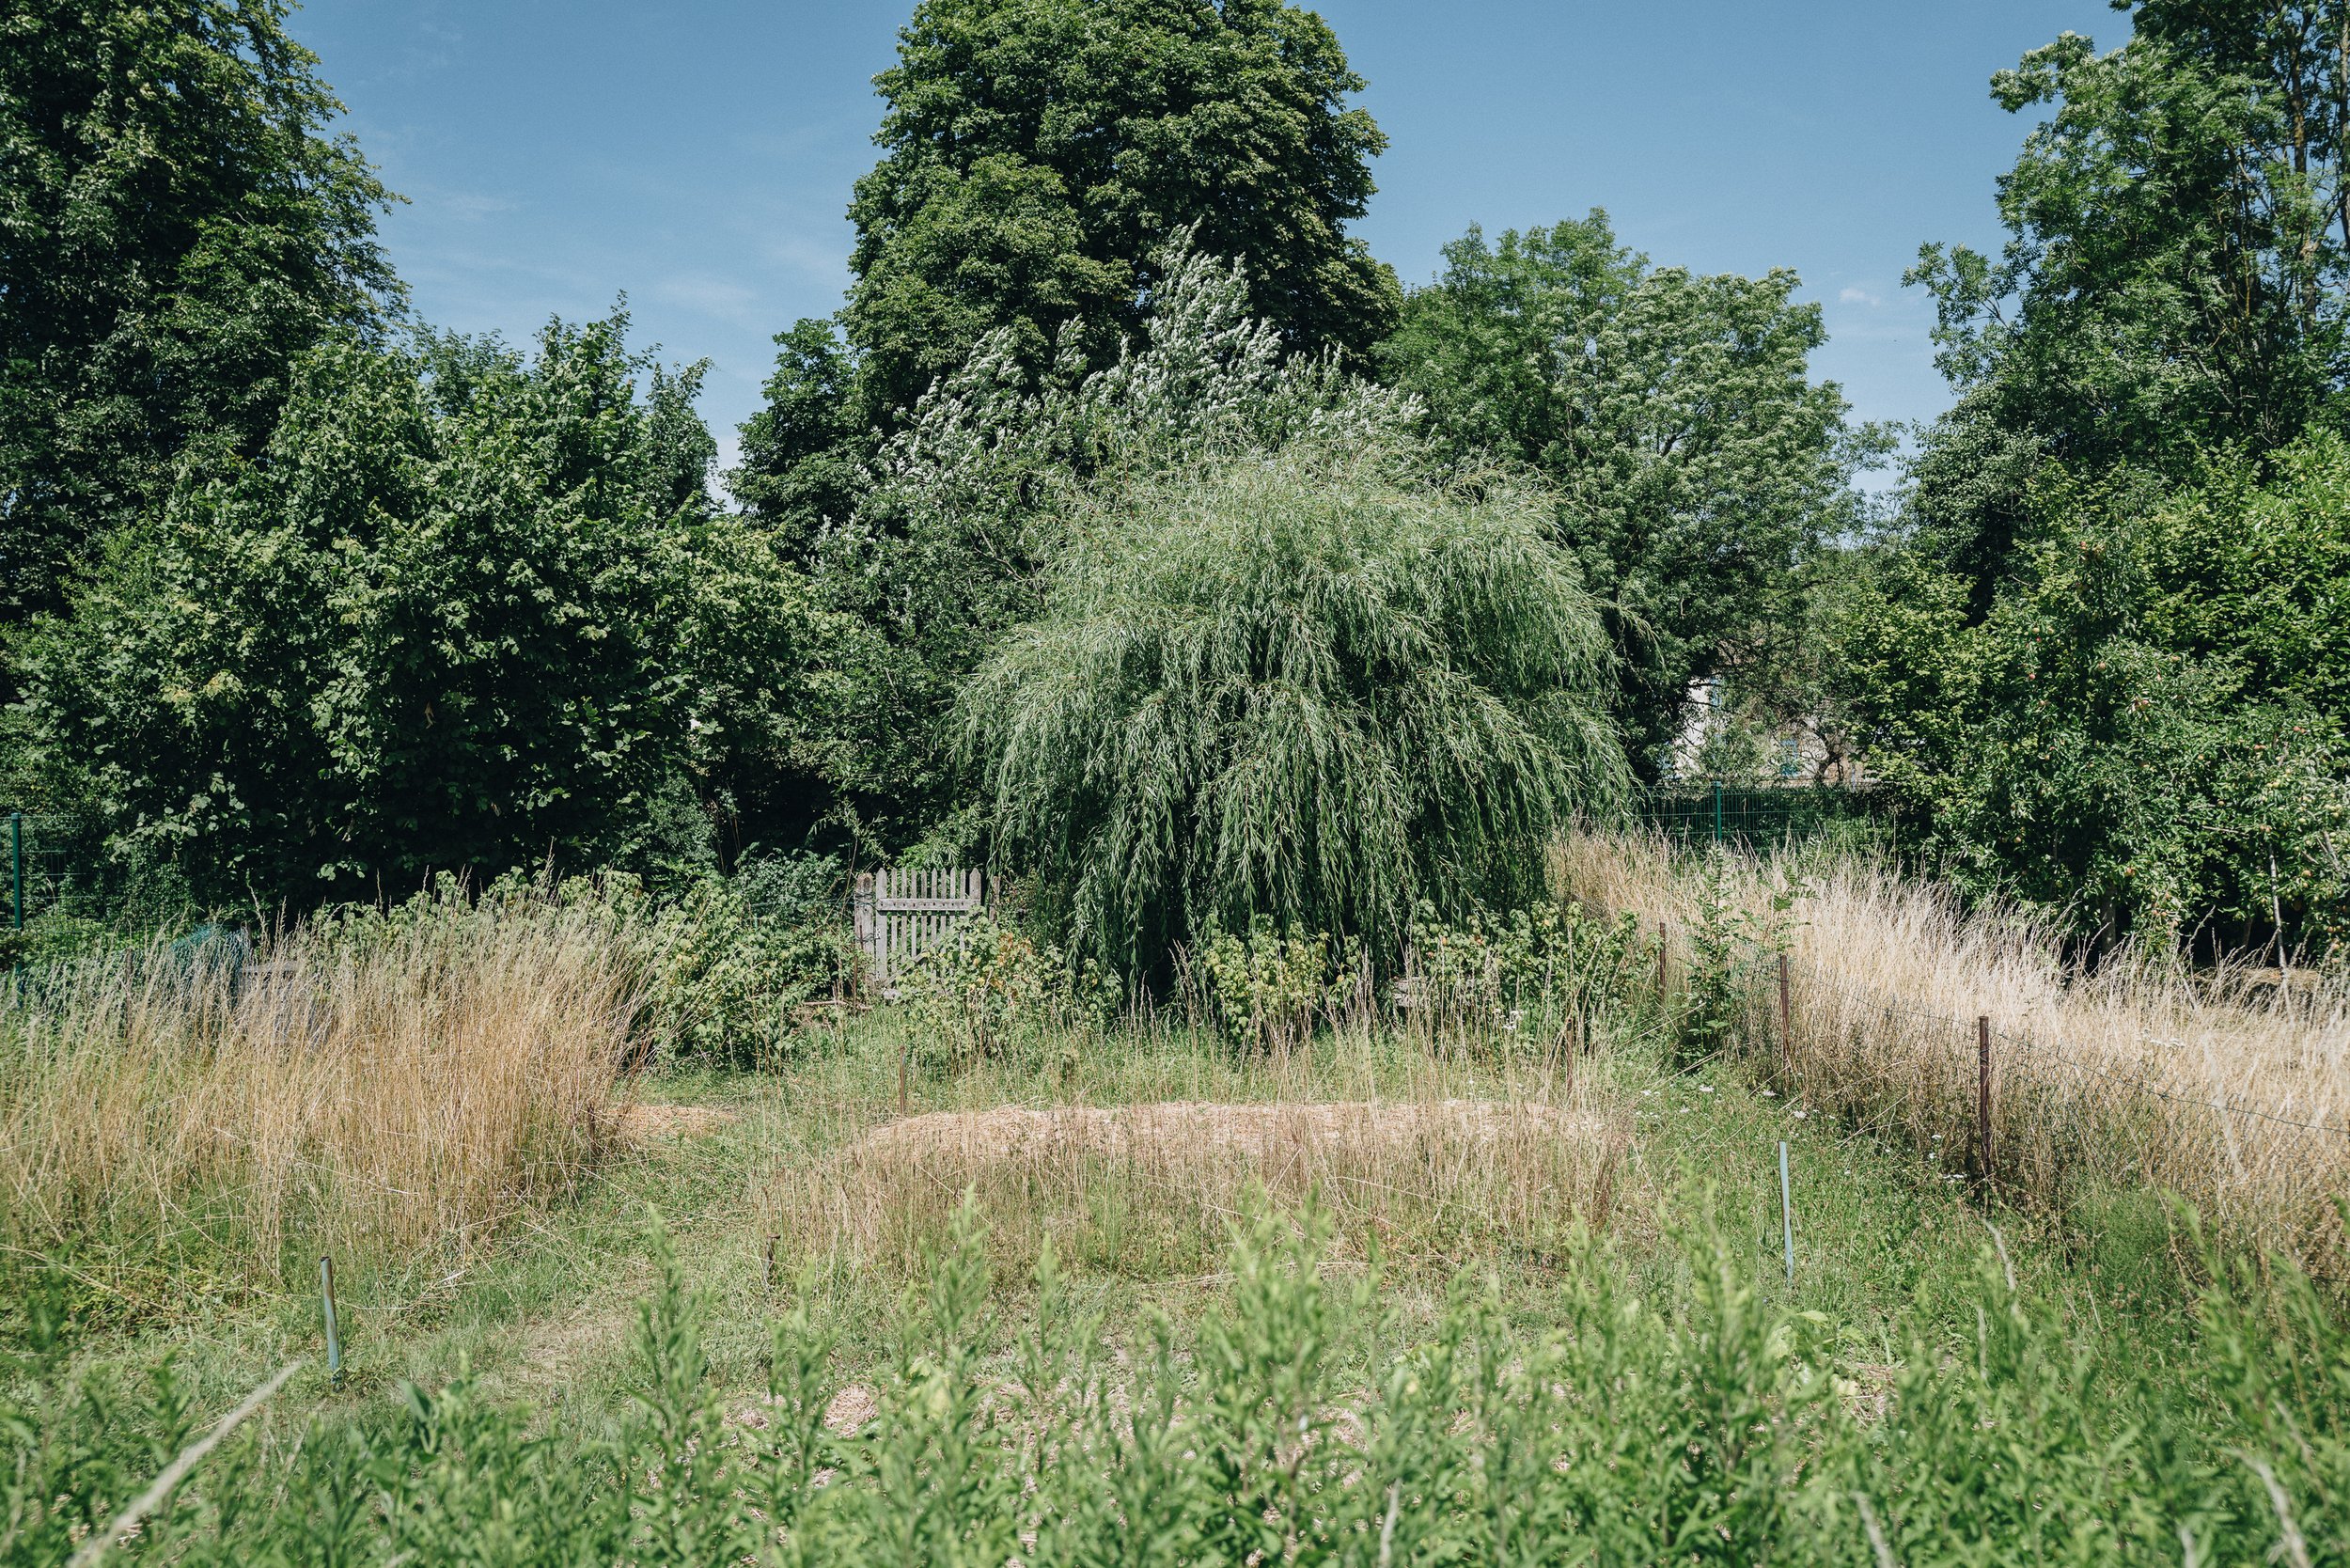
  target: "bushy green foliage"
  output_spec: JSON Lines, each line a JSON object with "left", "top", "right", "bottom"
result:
{"left": 1839, "top": 431, "right": 2350, "bottom": 951}
{"left": 962, "top": 433, "right": 1627, "bottom": 980}
{"left": 12, "top": 317, "right": 847, "bottom": 907}
{"left": 807, "top": 243, "right": 1421, "bottom": 848}
{"left": 813, "top": 0, "right": 1391, "bottom": 423}
{"left": 0, "top": 0, "right": 400, "bottom": 630}
{"left": 1197, "top": 916, "right": 1352, "bottom": 1051}
{"left": 636, "top": 859, "right": 856, "bottom": 1066}
{"left": 898, "top": 911, "right": 1117, "bottom": 1063}
{"left": 1906, "top": 5, "right": 2350, "bottom": 602}
{"left": 1674, "top": 851, "right": 1797, "bottom": 1070}
{"left": 1402, "top": 897, "right": 1644, "bottom": 1044}
{"left": 15, "top": 1201, "right": 2349, "bottom": 1565}
{"left": 1381, "top": 214, "right": 1882, "bottom": 769}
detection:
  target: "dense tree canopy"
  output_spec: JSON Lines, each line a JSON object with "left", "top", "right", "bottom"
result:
{"left": 1839, "top": 432, "right": 2350, "bottom": 952}
{"left": 0, "top": 0, "right": 399, "bottom": 628}
{"left": 1825, "top": 4, "right": 2350, "bottom": 953}
{"left": 802, "top": 243, "right": 1418, "bottom": 854}
{"left": 14, "top": 318, "right": 843, "bottom": 905}
{"left": 1381, "top": 215, "right": 1874, "bottom": 774}
{"left": 733, "top": 0, "right": 1398, "bottom": 553}
{"left": 963, "top": 436, "right": 1627, "bottom": 979}
{"left": 1907, "top": 3, "right": 2350, "bottom": 593}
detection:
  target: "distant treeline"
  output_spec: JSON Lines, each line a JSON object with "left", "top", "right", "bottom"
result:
{"left": 2, "top": 0, "right": 2342, "bottom": 965}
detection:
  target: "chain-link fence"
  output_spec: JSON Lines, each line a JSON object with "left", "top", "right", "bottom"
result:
{"left": 2, "top": 812, "right": 84, "bottom": 929}
{"left": 1637, "top": 783, "right": 1896, "bottom": 854}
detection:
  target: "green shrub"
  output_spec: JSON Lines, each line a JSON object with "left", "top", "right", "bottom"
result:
{"left": 635, "top": 859, "right": 855, "bottom": 1065}
{"left": 1675, "top": 850, "right": 1796, "bottom": 1071}
{"left": 1403, "top": 897, "right": 1643, "bottom": 1047}
{"left": 895, "top": 912, "right": 1123, "bottom": 1069}
{"left": 1196, "top": 916, "right": 1353, "bottom": 1052}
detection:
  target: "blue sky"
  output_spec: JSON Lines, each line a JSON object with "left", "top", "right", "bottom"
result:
{"left": 297, "top": 1, "right": 2128, "bottom": 478}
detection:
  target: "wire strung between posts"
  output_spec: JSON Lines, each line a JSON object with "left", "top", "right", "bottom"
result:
{"left": 1762, "top": 947, "right": 2348, "bottom": 1141}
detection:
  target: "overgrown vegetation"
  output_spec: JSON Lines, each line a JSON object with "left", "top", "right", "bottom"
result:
{"left": 9, "top": 1190, "right": 2348, "bottom": 1566}
{"left": 0, "top": 877, "right": 640, "bottom": 1297}
{"left": 962, "top": 434, "right": 1626, "bottom": 980}
{"left": 1564, "top": 830, "right": 2350, "bottom": 1280}
{"left": 10, "top": 2, "right": 2350, "bottom": 1560}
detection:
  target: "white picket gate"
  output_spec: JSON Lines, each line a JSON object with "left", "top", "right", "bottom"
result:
{"left": 853, "top": 867, "right": 986, "bottom": 995}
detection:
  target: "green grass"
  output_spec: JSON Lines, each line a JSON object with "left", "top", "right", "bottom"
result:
{"left": 5, "top": 1007, "right": 2339, "bottom": 1564}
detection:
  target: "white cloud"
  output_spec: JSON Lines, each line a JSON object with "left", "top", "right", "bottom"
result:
{"left": 1838, "top": 285, "right": 1882, "bottom": 306}
{"left": 438, "top": 192, "right": 516, "bottom": 222}
{"left": 652, "top": 274, "right": 763, "bottom": 326}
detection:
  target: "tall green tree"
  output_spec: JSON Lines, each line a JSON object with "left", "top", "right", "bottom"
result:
{"left": 811, "top": 243, "right": 1416, "bottom": 853}
{"left": 963, "top": 436, "right": 1627, "bottom": 979}
{"left": 1835, "top": 433, "right": 2350, "bottom": 953}
{"left": 14, "top": 319, "right": 846, "bottom": 906}
{"left": 1907, "top": 4, "right": 2350, "bottom": 596}
{"left": 733, "top": 0, "right": 1398, "bottom": 551}
{"left": 1381, "top": 214, "right": 1874, "bottom": 775}
{"left": 0, "top": 0, "right": 400, "bottom": 627}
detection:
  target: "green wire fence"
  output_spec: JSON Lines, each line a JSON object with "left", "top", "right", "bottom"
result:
{"left": 1637, "top": 782, "right": 1896, "bottom": 854}
{"left": 5, "top": 812, "right": 82, "bottom": 930}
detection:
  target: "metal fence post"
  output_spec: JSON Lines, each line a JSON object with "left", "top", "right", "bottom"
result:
{"left": 320, "top": 1256, "right": 343, "bottom": 1389}
{"left": 1712, "top": 781, "right": 1724, "bottom": 845}
{"left": 1976, "top": 1015, "right": 1993, "bottom": 1189}
{"left": 9, "top": 812, "right": 20, "bottom": 931}
{"left": 1778, "top": 1141, "right": 1795, "bottom": 1281}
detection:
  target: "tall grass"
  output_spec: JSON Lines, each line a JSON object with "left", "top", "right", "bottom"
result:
{"left": 1559, "top": 830, "right": 2350, "bottom": 1278}
{"left": 13, "top": 1204, "right": 2345, "bottom": 1566}
{"left": 758, "top": 1007, "right": 1630, "bottom": 1282}
{"left": 0, "top": 882, "right": 641, "bottom": 1288}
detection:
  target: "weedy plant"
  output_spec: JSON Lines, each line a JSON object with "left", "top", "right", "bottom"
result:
{"left": 1674, "top": 849, "right": 1798, "bottom": 1072}
{"left": 896, "top": 913, "right": 1119, "bottom": 1066}
{"left": 1401, "top": 896, "right": 1644, "bottom": 1056}
{"left": 634, "top": 857, "right": 857, "bottom": 1066}
{"left": 13, "top": 1198, "right": 2350, "bottom": 1566}
{"left": 1196, "top": 916, "right": 1357, "bottom": 1053}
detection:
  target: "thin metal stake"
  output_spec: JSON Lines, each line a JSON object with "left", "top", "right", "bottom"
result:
{"left": 320, "top": 1256, "right": 343, "bottom": 1389}
{"left": 898, "top": 1042, "right": 910, "bottom": 1118}
{"left": 1976, "top": 1015, "right": 1994, "bottom": 1189}
{"left": 9, "top": 812, "right": 21, "bottom": 932}
{"left": 1778, "top": 1141, "right": 1795, "bottom": 1282}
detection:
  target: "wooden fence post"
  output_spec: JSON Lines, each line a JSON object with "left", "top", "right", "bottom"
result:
{"left": 1976, "top": 1015, "right": 1993, "bottom": 1189}
{"left": 1778, "top": 952, "right": 1793, "bottom": 1082}
{"left": 852, "top": 872, "right": 876, "bottom": 996}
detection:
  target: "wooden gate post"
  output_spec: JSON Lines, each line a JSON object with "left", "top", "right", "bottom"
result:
{"left": 852, "top": 872, "right": 876, "bottom": 997}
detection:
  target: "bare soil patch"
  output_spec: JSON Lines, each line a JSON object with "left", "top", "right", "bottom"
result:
{"left": 852, "top": 1098, "right": 1600, "bottom": 1164}
{"left": 778, "top": 1096, "right": 1629, "bottom": 1272}
{"left": 607, "top": 1103, "right": 741, "bottom": 1144}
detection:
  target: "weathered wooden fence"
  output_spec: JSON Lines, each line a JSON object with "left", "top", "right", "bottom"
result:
{"left": 853, "top": 867, "right": 985, "bottom": 995}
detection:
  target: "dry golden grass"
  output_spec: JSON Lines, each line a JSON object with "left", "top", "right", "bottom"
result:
{"left": 0, "top": 886, "right": 641, "bottom": 1283}
{"left": 767, "top": 1056, "right": 1629, "bottom": 1280}
{"left": 1557, "top": 830, "right": 2350, "bottom": 1277}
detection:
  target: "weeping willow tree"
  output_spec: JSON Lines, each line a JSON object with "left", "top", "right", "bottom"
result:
{"left": 961, "top": 437, "right": 1628, "bottom": 980}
